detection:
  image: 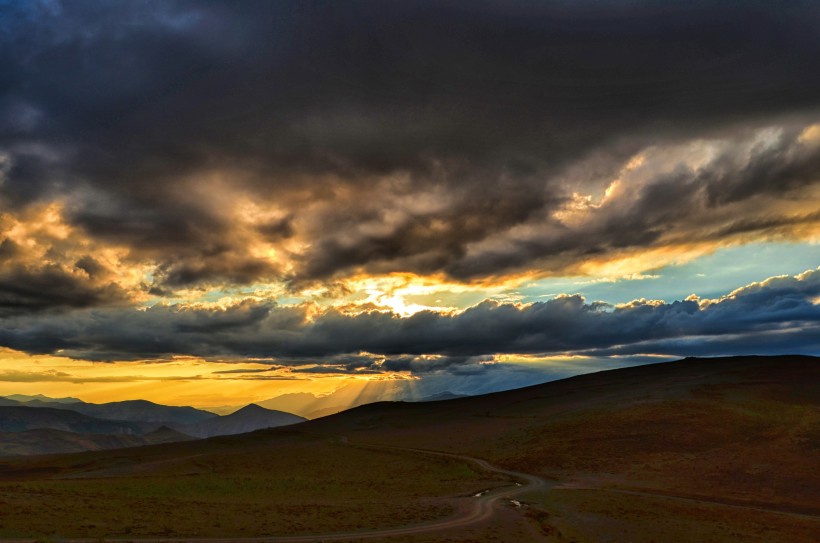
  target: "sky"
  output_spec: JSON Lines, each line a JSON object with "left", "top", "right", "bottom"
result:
{"left": 0, "top": 1, "right": 819, "bottom": 410}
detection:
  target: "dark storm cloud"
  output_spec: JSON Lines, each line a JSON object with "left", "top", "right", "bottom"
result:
{"left": 447, "top": 126, "right": 820, "bottom": 279}
{"left": 382, "top": 355, "right": 496, "bottom": 376}
{"left": 290, "top": 365, "right": 381, "bottom": 375}
{"left": 0, "top": 268, "right": 817, "bottom": 364}
{"left": 2, "top": 1, "right": 820, "bottom": 290}
{"left": 0, "top": 264, "right": 129, "bottom": 315}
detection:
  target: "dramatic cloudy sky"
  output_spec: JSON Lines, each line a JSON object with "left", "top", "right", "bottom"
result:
{"left": 1, "top": 1, "right": 819, "bottom": 408}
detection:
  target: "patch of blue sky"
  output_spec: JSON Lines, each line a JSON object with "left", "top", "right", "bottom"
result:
{"left": 516, "top": 241, "right": 819, "bottom": 306}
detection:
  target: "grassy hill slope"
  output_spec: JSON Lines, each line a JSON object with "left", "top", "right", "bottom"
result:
{"left": 0, "top": 426, "right": 193, "bottom": 456}
{"left": 301, "top": 355, "right": 820, "bottom": 541}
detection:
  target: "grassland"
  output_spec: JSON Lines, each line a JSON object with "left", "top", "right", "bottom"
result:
{"left": 0, "top": 432, "right": 501, "bottom": 540}
{"left": 1, "top": 355, "right": 819, "bottom": 542}
{"left": 302, "top": 355, "right": 820, "bottom": 542}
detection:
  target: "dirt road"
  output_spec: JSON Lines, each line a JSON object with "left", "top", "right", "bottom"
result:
{"left": 0, "top": 437, "right": 552, "bottom": 543}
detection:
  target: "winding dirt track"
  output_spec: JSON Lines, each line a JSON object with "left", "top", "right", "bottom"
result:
{"left": 1, "top": 437, "right": 552, "bottom": 543}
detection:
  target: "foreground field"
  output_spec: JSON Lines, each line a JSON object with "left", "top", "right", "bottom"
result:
{"left": 303, "top": 355, "right": 820, "bottom": 542}
{"left": 0, "top": 432, "right": 503, "bottom": 540}
{"left": 1, "top": 355, "right": 819, "bottom": 542}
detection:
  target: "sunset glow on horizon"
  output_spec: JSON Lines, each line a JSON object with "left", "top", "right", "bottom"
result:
{"left": 1, "top": 1, "right": 819, "bottom": 410}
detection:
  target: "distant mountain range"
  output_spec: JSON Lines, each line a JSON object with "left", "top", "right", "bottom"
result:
{"left": 2, "top": 393, "right": 82, "bottom": 404}
{"left": 0, "top": 396, "right": 217, "bottom": 425}
{"left": 210, "top": 386, "right": 472, "bottom": 419}
{"left": 256, "top": 382, "right": 408, "bottom": 419}
{"left": 204, "top": 391, "right": 378, "bottom": 418}
{"left": 0, "top": 388, "right": 465, "bottom": 457}
{"left": 0, "top": 396, "right": 306, "bottom": 456}
{"left": 67, "top": 399, "right": 217, "bottom": 425}
{"left": 179, "top": 404, "right": 306, "bottom": 438}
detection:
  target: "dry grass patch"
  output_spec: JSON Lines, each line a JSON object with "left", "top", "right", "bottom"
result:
{"left": 0, "top": 433, "right": 496, "bottom": 539}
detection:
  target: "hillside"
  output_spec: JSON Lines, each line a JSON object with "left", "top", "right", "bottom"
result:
{"left": 0, "top": 426, "right": 193, "bottom": 456}
{"left": 0, "top": 429, "right": 496, "bottom": 541}
{"left": 179, "top": 403, "right": 306, "bottom": 438}
{"left": 0, "top": 355, "right": 818, "bottom": 542}
{"left": 300, "top": 355, "right": 820, "bottom": 540}
{"left": 304, "top": 356, "right": 820, "bottom": 491}
{"left": 0, "top": 406, "right": 147, "bottom": 435}
{"left": 0, "top": 405, "right": 197, "bottom": 456}
{"left": 0, "top": 400, "right": 304, "bottom": 454}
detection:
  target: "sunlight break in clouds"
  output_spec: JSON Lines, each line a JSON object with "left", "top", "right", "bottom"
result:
{"left": 0, "top": 1, "right": 819, "bottom": 403}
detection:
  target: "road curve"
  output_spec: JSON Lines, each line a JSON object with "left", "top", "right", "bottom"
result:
{"left": 0, "top": 437, "right": 552, "bottom": 543}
